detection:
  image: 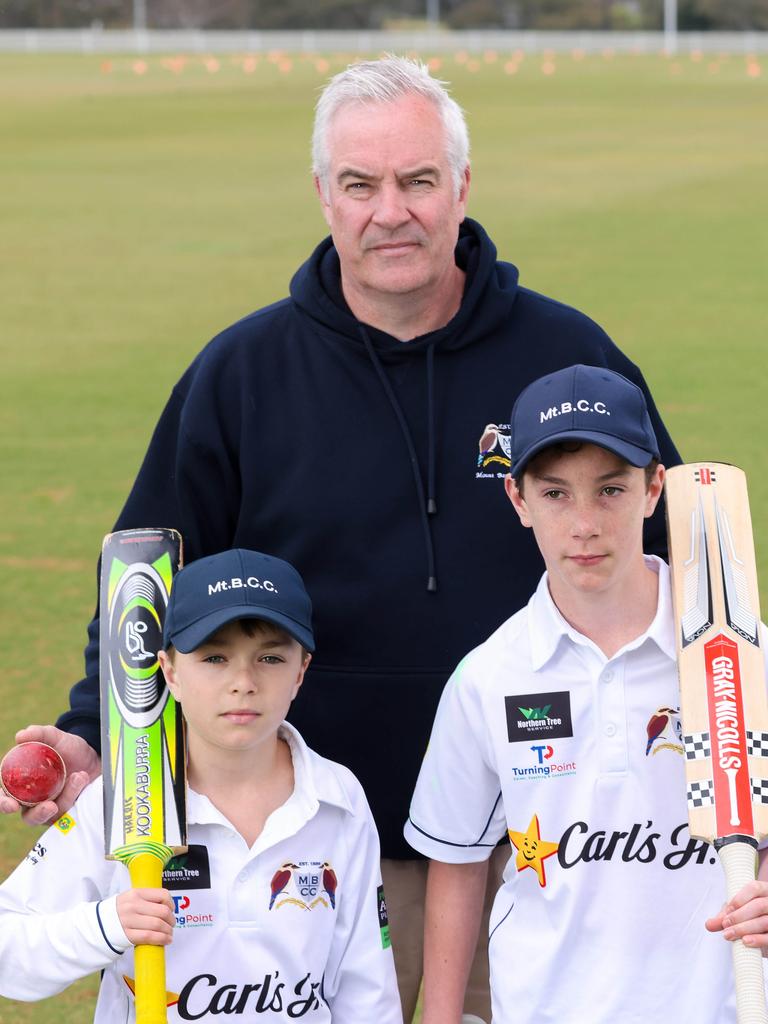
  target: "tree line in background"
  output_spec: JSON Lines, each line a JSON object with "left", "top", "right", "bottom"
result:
{"left": 3, "top": 0, "right": 768, "bottom": 31}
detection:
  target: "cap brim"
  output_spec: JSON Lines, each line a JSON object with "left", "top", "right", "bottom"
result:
{"left": 167, "top": 605, "right": 315, "bottom": 654}
{"left": 510, "top": 430, "right": 658, "bottom": 480}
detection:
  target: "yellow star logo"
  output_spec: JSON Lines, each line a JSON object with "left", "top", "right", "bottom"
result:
{"left": 122, "top": 976, "right": 179, "bottom": 1007}
{"left": 508, "top": 814, "right": 559, "bottom": 888}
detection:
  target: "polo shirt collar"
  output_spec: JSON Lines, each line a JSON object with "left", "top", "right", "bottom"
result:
{"left": 640, "top": 556, "right": 677, "bottom": 661}
{"left": 528, "top": 555, "right": 676, "bottom": 670}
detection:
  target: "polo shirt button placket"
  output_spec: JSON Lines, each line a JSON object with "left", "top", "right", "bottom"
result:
{"left": 597, "top": 659, "right": 628, "bottom": 773}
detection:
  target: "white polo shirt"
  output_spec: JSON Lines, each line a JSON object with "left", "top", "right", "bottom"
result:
{"left": 406, "top": 558, "right": 767, "bottom": 1024}
{"left": 0, "top": 724, "right": 402, "bottom": 1024}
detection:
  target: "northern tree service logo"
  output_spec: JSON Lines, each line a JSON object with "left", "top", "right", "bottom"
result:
{"left": 268, "top": 861, "right": 338, "bottom": 911}
{"left": 163, "top": 845, "right": 212, "bottom": 890}
{"left": 506, "top": 692, "right": 574, "bottom": 743}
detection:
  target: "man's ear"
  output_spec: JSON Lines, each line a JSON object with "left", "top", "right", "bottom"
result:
{"left": 505, "top": 474, "right": 532, "bottom": 528}
{"left": 314, "top": 175, "right": 332, "bottom": 228}
{"left": 159, "top": 649, "right": 181, "bottom": 701}
{"left": 457, "top": 164, "right": 471, "bottom": 219}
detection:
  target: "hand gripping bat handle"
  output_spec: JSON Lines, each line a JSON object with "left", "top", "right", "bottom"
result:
{"left": 718, "top": 840, "right": 768, "bottom": 1023}
{"left": 128, "top": 850, "right": 170, "bottom": 1024}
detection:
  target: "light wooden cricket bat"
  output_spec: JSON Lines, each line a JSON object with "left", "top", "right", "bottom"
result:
{"left": 99, "top": 529, "right": 187, "bottom": 1024}
{"left": 666, "top": 463, "right": 768, "bottom": 1023}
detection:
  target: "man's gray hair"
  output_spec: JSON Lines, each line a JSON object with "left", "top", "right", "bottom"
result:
{"left": 312, "top": 54, "right": 470, "bottom": 199}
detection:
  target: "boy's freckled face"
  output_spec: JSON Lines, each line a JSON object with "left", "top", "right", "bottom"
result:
{"left": 160, "top": 621, "right": 310, "bottom": 755}
{"left": 505, "top": 444, "right": 664, "bottom": 602}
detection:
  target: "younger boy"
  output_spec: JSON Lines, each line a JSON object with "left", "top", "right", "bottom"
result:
{"left": 405, "top": 364, "right": 768, "bottom": 1024}
{"left": 0, "top": 548, "right": 402, "bottom": 1023}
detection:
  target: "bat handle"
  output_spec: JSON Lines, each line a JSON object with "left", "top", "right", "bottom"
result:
{"left": 128, "top": 850, "right": 171, "bottom": 1024}
{"left": 718, "top": 839, "right": 768, "bottom": 1024}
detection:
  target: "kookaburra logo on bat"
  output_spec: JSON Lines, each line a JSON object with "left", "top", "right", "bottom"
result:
{"left": 109, "top": 562, "right": 169, "bottom": 727}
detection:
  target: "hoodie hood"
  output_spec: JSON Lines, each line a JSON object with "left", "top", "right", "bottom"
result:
{"left": 289, "top": 217, "right": 519, "bottom": 357}
{"left": 288, "top": 216, "right": 522, "bottom": 594}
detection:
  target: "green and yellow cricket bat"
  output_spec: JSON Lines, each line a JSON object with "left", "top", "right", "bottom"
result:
{"left": 99, "top": 528, "right": 187, "bottom": 1024}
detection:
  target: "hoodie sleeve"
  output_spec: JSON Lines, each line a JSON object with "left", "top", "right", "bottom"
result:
{"left": 0, "top": 781, "right": 131, "bottom": 1000}
{"left": 56, "top": 350, "right": 238, "bottom": 749}
{"left": 322, "top": 783, "right": 403, "bottom": 1024}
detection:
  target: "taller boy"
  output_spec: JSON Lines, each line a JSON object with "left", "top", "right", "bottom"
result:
{"left": 405, "top": 364, "right": 768, "bottom": 1023}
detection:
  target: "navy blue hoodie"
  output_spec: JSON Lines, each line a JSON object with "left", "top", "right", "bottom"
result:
{"left": 58, "top": 219, "right": 680, "bottom": 858}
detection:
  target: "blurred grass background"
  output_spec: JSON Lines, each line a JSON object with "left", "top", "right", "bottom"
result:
{"left": 1, "top": 46, "right": 766, "bottom": 1020}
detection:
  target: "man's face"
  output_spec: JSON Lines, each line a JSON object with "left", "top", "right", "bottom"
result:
{"left": 505, "top": 444, "right": 664, "bottom": 606}
{"left": 315, "top": 93, "right": 470, "bottom": 306}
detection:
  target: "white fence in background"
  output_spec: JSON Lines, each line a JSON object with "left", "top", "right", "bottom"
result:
{"left": 1, "top": 28, "right": 767, "bottom": 54}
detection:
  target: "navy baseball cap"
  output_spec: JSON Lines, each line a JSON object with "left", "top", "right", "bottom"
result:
{"left": 163, "top": 549, "right": 315, "bottom": 653}
{"left": 509, "top": 364, "right": 660, "bottom": 479}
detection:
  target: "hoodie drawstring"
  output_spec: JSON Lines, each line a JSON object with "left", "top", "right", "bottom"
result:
{"left": 358, "top": 325, "right": 438, "bottom": 593}
{"left": 426, "top": 342, "right": 437, "bottom": 517}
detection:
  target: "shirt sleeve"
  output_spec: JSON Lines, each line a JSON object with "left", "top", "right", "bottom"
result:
{"left": 322, "top": 782, "right": 403, "bottom": 1024}
{"left": 0, "top": 780, "right": 131, "bottom": 1000}
{"left": 405, "top": 656, "right": 507, "bottom": 863}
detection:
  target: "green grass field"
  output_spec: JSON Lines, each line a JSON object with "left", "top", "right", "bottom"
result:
{"left": 0, "top": 46, "right": 766, "bottom": 1021}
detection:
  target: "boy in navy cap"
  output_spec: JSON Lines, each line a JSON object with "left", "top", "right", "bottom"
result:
{"left": 0, "top": 549, "right": 402, "bottom": 1023}
{"left": 405, "top": 365, "right": 768, "bottom": 1024}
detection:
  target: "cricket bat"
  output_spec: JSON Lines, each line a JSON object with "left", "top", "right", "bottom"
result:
{"left": 99, "top": 528, "right": 187, "bottom": 1024}
{"left": 666, "top": 463, "right": 768, "bottom": 1023}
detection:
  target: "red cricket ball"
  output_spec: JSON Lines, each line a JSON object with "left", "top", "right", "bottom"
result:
{"left": 0, "top": 742, "right": 67, "bottom": 807}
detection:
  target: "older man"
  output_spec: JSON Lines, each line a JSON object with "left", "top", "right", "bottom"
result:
{"left": 3, "top": 57, "right": 680, "bottom": 1024}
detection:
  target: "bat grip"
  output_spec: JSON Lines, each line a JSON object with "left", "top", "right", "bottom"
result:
{"left": 128, "top": 851, "right": 170, "bottom": 1024}
{"left": 718, "top": 840, "right": 768, "bottom": 1024}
